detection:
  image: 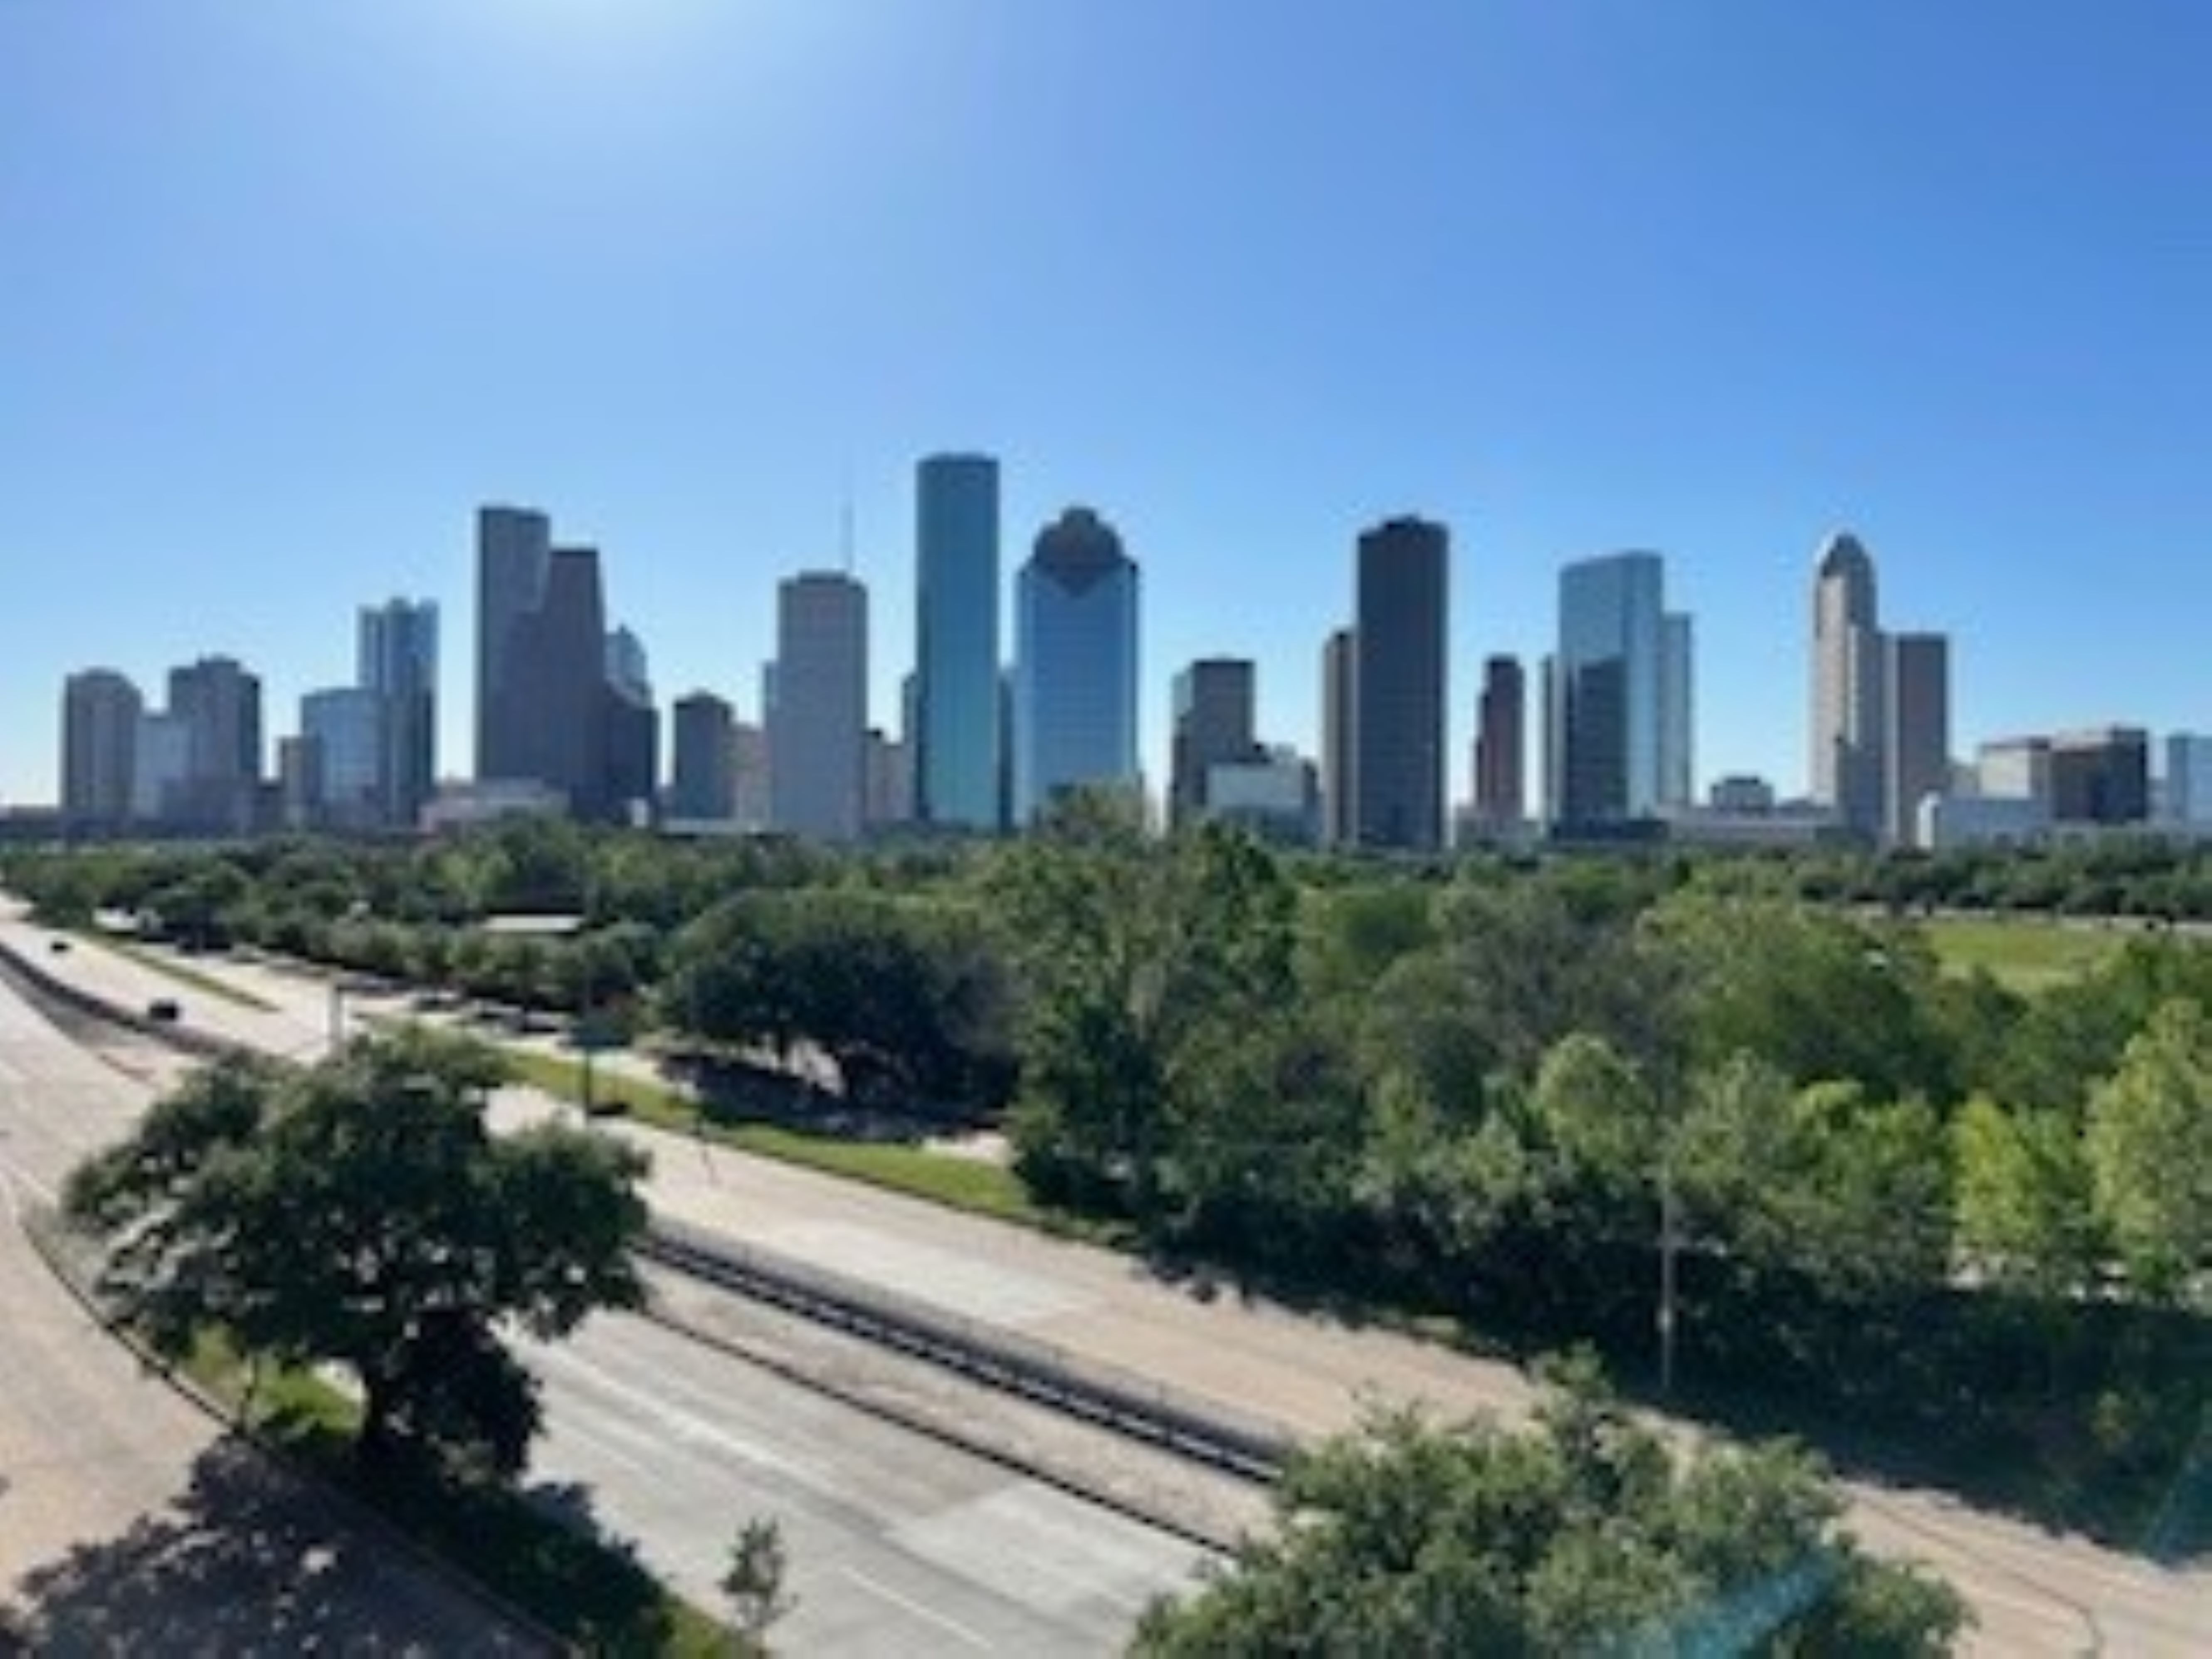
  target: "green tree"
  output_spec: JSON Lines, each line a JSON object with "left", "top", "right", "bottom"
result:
{"left": 1133, "top": 1357, "right": 1968, "bottom": 1656}
{"left": 989, "top": 802, "right": 1295, "bottom": 1221}
{"left": 721, "top": 1518, "right": 795, "bottom": 1652}
{"left": 1953, "top": 1096, "right": 2102, "bottom": 1303}
{"left": 64, "top": 1029, "right": 649, "bottom": 1475}
{"left": 2088, "top": 999, "right": 2212, "bottom": 1304}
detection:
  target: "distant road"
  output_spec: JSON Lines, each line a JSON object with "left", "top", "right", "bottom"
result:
{"left": 8, "top": 904, "right": 2211, "bottom": 1654}
{"left": 0, "top": 976, "right": 547, "bottom": 1653}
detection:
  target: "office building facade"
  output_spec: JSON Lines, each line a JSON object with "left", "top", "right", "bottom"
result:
{"left": 1321, "top": 627, "right": 1356, "bottom": 847}
{"left": 1551, "top": 552, "right": 1667, "bottom": 830}
{"left": 771, "top": 572, "right": 869, "bottom": 841}
{"left": 1170, "top": 657, "right": 1259, "bottom": 826}
{"left": 670, "top": 691, "right": 736, "bottom": 821}
{"left": 476, "top": 504, "right": 552, "bottom": 782}
{"left": 914, "top": 454, "right": 1002, "bottom": 830}
{"left": 1353, "top": 516, "right": 1448, "bottom": 851}
{"left": 1474, "top": 654, "right": 1525, "bottom": 827}
{"left": 167, "top": 655, "right": 263, "bottom": 833}
{"left": 1810, "top": 532, "right": 1886, "bottom": 838}
{"left": 1013, "top": 508, "right": 1139, "bottom": 824}
{"left": 2051, "top": 727, "right": 2150, "bottom": 825}
{"left": 1883, "top": 632, "right": 1950, "bottom": 849}
{"left": 359, "top": 597, "right": 437, "bottom": 829}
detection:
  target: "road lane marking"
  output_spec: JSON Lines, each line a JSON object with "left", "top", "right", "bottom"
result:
{"left": 837, "top": 1564, "right": 997, "bottom": 1652}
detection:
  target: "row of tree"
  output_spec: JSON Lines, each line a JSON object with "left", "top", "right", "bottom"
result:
{"left": 9, "top": 812, "right": 2210, "bottom": 1535}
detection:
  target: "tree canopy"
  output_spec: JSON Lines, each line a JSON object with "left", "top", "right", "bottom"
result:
{"left": 65, "top": 1028, "right": 650, "bottom": 1475}
{"left": 1134, "top": 1357, "right": 1969, "bottom": 1657}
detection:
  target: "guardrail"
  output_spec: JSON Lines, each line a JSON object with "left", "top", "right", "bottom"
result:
{"left": 642, "top": 1217, "right": 1294, "bottom": 1484}
{"left": 0, "top": 929, "right": 1297, "bottom": 1486}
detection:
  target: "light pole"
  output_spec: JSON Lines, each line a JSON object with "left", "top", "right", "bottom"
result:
{"left": 328, "top": 978, "right": 346, "bottom": 1058}
{"left": 1658, "top": 1143, "right": 1679, "bottom": 1397}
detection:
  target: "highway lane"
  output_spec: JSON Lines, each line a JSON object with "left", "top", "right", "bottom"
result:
{"left": 526, "top": 1311, "right": 1208, "bottom": 1655}
{"left": 15, "top": 912, "right": 2212, "bottom": 1653}
{"left": 0, "top": 977, "right": 545, "bottom": 1653}
{"left": 0, "top": 931, "right": 1217, "bottom": 1653}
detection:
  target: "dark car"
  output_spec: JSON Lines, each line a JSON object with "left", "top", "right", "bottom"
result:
{"left": 146, "top": 997, "right": 181, "bottom": 1023}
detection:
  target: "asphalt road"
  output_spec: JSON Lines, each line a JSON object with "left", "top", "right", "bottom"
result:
{"left": 0, "top": 922, "right": 1215, "bottom": 1654}
{"left": 0, "top": 976, "right": 546, "bottom": 1654}
{"left": 10, "top": 910, "right": 2212, "bottom": 1654}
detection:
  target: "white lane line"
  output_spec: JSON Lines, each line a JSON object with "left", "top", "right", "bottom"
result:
{"left": 838, "top": 1564, "right": 998, "bottom": 1652}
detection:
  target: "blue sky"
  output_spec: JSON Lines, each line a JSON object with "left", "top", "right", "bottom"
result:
{"left": 4, "top": 1, "right": 2207, "bottom": 810}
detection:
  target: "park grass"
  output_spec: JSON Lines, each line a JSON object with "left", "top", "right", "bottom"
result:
{"left": 1920, "top": 914, "right": 2135, "bottom": 995}
{"left": 175, "top": 1330, "right": 729, "bottom": 1654}
{"left": 84, "top": 933, "right": 279, "bottom": 1012}
{"left": 501, "top": 1047, "right": 1099, "bottom": 1239}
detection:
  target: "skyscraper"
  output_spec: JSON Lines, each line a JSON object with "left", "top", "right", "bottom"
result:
{"left": 1883, "top": 632, "right": 1950, "bottom": 848}
{"left": 670, "top": 691, "right": 736, "bottom": 821}
{"left": 1169, "top": 657, "right": 1258, "bottom": 827}
{"left": 1353, "top": 516, "right": 1448, "bottom": 852}
{"left": 476, "top": 505, "right": 552, "bottom": 782}
{"left": 1474, "top": 654, "right": 1525, "bottom": 827}
{"left": 359, "top": 597, "right": 437, "bottom": 829}
{"left": 771, "top": 572, "right": 869, "bottom": 841}
{"left": 602, "top": 625, "right": 659, "bottom": 822}
{"left": 1013, "top": 507, "right": 1140, "bottom": 825}
{"left": 506, "top": 546, "right": 609, "bottom": 817}
{"left": 301, "top": 686, "right": 386, "bottom": 830}
{"left": 60, "top": 669, "right": 142, "bottom": 831}
{"left": 167, "top": 655, "right": 263, "bottom": 833}
{"left": 1811, "top": 532, "right": 1886, "bottom": 838}
{"left": 1321, "top": 627, "right": 1357, "bottom": 847}
{"left": 1660, "top": 611, "right": 1695, "bottom": 809}
{"left": 914, "top": 454, "right": 1002, "bottom": 831}
{"left": 1551, "top": 552, "right": 1668, "bottom": 830}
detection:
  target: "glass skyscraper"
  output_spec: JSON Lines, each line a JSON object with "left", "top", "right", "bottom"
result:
{"left": 475, "top": 504, "right": 551, "bottom": 782}
{"left": 771, "top": 571, "right": 869, "bottom": 842}
{"left": 359, "top": 597, "right": 437, "bottom": 828}
{"left": 1013, "top": 507, "right": 1138, "bottom": 825}
{"left": 1353, "top": 516, "right": 1448, "bottom": 852}
{"left": 1552, "top": 551, "right": 1670, "bottom": 829}
{"left": 914, "top": 454, "right": 1001, "bottom": 830}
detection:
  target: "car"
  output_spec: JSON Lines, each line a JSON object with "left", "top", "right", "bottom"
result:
{"left": 146, "top": 997, "right": 182, "bottom": 1023}
{"left": 47, "top": 937, "right": 70, "bottom": 954}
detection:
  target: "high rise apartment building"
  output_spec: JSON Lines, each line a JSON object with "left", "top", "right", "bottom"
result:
{"left": 505, "top": 546, "right": 610, "bottom": 817}
{"left": 1353, "top": 516, "right": 1447, "bottom": 852}
{"left": 1013, "top": 508, "right": 1139, "bottom": 824}
{"left": 914, "top": 454, "right": 1002, "bottom": 830}
{"left": 167, "top": 655, "right": 263, "bottom": 833}
{"left": 61, "top": 669, "right": 142, "bottom": 830}
{"left": 771, "top": 572, "right": 869, "bottom": 841}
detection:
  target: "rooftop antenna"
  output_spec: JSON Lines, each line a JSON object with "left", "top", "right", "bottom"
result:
{"left": 840, "top": 466, "right": 856, "bottom": 578}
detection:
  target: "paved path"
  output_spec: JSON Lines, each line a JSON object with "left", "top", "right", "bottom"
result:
{"left": 12, "top": 911, "right": 2212, "bottom": 1653}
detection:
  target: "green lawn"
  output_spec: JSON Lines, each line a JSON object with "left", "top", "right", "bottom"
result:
{"left": 85, "top": 933, "right": 279, "bottom": 1012}
{"left": 1921, "top": 915, "right": 2134, "bottom": 995}
{"left": 501, "top": 1047, "right": 1104, "bottom": 1239}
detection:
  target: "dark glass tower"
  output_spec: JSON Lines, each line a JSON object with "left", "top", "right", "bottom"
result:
{"left": 1353, "top": 516, "right": 1448, "bottom": 851}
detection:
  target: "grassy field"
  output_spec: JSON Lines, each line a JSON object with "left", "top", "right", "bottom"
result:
{"left": 84, "top": 933, "right": 279, "bottom": 1012}
{"left": 501, "top": 1047, "right": 1100, "bottom": 1238}
{"left": 1920, "top": 915, "right": 2137, "bottom": 995}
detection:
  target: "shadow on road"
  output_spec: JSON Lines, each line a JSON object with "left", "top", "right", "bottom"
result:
{"left": 9, "top": 1436, "right": 509, "bottom": 1653}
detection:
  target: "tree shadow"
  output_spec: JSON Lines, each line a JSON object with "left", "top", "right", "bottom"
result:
{"left": 8, "top": 1435, "right": 541, "bottom": 1653}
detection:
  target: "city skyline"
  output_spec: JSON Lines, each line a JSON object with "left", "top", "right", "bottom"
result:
{"left": 3, "top": 4, "right": 2208, "bottom": 806}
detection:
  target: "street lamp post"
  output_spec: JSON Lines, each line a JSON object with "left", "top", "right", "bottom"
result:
{"left": 1658, "top": 1149, "right": 1679, "bottom": 1397}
